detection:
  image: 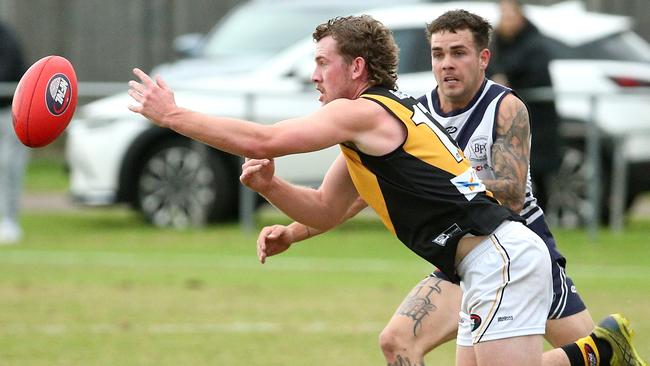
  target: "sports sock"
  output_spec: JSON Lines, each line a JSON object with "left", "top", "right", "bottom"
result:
{"left": 560, "top": 333, "right": 613, "bottom": 366}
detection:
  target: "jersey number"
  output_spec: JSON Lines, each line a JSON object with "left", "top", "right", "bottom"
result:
{"left": 411, "top": 103, "right": 464, "bottom": 162}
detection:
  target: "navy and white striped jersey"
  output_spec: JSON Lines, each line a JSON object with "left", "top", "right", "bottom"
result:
{"left": 418, "top": 78, "right": 543, "bottom": 224}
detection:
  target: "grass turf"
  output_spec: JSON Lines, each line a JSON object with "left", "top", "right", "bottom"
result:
{"left": 0, "top": 207, "right": 648, "bottom": 365}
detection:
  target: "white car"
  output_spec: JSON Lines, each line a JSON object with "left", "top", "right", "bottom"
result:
{"left": 66, "top": 0, "right": 650, "bottom": 227}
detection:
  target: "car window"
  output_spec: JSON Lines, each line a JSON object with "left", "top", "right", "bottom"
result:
{"left": 201, "top": 2, "right": 385, "bottom": 59}
{"left": 572, "top": 32, "right": 650, "bottom": 62}
{"left": 546, "top": 31, "right": 650, "bottom": 63}
{"left": 393, "top": 28, "right": 431, "bottom": 74}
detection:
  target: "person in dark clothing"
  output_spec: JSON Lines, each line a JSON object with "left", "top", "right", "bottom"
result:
{"left": 0, "top": 21, "right": 28, "bottom": 244}
{"left": 488, "top": 0, "right": 562, "bottom": 211}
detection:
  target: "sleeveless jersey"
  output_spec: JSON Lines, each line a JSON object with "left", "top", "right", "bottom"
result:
{"left": 418, "top": 79, "right": 563, "bottom": 262}
{"left": 419, "top": 79, "right": 543, "bottom": 224}
{"left": 340, "top": 86, "right": 521, "bottom": 279}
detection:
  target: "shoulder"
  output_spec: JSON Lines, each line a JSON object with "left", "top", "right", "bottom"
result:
{"left": 316, "top": 97, "right": 388, "bottom": 131}
{"left": 496, "top": 94, "right": 529, "bottom": 132}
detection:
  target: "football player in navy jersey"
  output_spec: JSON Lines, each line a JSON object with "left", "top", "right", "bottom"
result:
{"left": 244, "top": 10, "right": 646, "bottom": 366}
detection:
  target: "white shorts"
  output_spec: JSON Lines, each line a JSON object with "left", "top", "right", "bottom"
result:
{"left": 456, "top": 221, "right": 553, "bottom": 346}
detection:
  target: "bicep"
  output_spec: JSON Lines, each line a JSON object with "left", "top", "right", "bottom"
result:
{"left": 317, "top": 154, "right": 360, "bottom": 222}
{"left": 263, "top": 99, "right": 373, "bottom": 157}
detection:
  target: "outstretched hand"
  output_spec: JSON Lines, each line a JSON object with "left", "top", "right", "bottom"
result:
{"left": 257, "top": 225, "right": 295, "bottom": 263}
{"left": 240, "top": 158, "right": 275, "bottom": 194}
{"left": 127, "top": 68, "right": 177, "bottom": 127}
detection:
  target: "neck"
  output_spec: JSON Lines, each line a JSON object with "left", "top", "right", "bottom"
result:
{"left": 351, "top": 82, "right": 373, "bottom": 99}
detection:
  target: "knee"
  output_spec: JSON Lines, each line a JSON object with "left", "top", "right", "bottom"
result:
{"left": 379, "top": 324, "right": 412, "bottom": 357}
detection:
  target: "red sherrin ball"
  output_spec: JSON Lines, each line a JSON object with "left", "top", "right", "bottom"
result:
{"left": 11, "top": 55, "right": 78, "bottom": 148}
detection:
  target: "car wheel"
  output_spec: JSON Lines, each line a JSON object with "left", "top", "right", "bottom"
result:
{"left": 136, "top": 138, "right": 236, "bottom": 228}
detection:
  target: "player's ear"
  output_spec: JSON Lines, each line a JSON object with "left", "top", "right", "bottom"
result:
{"left": 479, "top": 48, "right": 490, "bottom": 70}
{"left": 351, "top": 56, "right": 366, "bottom": 80}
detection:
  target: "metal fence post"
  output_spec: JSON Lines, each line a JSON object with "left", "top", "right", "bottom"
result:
{"left": 586, "top": 94, "right": 601, "bottom": 240}
{"left": 239, "top": 92, "right": 256, "bottom": 233}
{"left": 609, "top": 134, "right": 628, "bottom": 232}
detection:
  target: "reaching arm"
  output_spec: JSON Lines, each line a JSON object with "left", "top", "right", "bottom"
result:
{"left": 255, "top": 197, "right": 368, "bottom": 264}
{"left": 282, "top": 197, "right": 368, "bottom": 241}
{"left": 240, "top": 155, "right": 360, "bottom": 231}
{"left": 482, "top": 94, "right": 530, "bottom": 212}
{"left": 127, "top": 68, "right": 383, "bottom": 159}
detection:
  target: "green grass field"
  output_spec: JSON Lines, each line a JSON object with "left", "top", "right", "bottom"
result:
{"left": 1, "top": 206, "right": 649, "bottom": 365}
{"left": 1, "top": 157, "right": 648, "bottom": 364}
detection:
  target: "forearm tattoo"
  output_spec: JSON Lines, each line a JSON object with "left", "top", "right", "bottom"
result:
{"left": 397, "top": 278, "right": 443, "bottom": 336}
{"left": 387, "top": 355, "right": 425, "bottom": 366}
{"left": 486, "top": 102, "right": 530, "bottom": 211}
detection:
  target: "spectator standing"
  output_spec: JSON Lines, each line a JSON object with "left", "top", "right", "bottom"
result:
{"left": 488, "top": 0, "right": 561, "bottom": 210}
{"left": 0, "top": 20, "right": 28, "bottom": 244}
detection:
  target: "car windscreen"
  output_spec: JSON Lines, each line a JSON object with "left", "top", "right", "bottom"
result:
{"left": 201, "top": 3, "right": 366, "bottom": 59}
{"left": 547, "top": 31, "right": 650, "bottom": 63}
{"left": 393, "top": 28, "right": 431, "bottom": 74}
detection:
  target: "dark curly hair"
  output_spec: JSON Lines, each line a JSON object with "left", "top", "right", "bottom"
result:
{"left": 426, "top": 10, "right": 493, "bottom": 51}
{"left": 313, "top": 15, "right": 398, "bottom": 89}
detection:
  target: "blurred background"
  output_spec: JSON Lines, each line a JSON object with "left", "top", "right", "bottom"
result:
{"left": 0, "top": 0, "right": 648, "bottom": 82}
{"left": 2, "top": 0, "right": 650, "bottom": 230}
{"left": 1, "top": 1, "right": 649, "bottom": 365}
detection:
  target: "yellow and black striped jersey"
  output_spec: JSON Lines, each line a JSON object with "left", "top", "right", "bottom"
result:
{"left": 340, "top": 86, "right": 521, "bottom": 278}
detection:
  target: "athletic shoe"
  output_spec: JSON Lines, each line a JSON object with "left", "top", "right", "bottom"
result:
{"left": 594, "top": 314, "right": 648, "bottom": 366}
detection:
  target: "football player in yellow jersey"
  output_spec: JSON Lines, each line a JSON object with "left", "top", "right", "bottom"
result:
{"left": 129, "top": 11, "right": 645, "bottom": 366}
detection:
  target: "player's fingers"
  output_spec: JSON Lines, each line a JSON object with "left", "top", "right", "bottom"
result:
{"left": 133, "top": 68, "right": 154, "bottom": 87}
{"left": 257, "top": 227, "right": 273, "bottom": 262}
{"left": 127, "top": 89, "right": 143, "bottom": 103}
{"left": 242, "top": 158, "right": 269, "bottom": 169}
{"left": 258, "top": 239, "right": 268, "bottom": 264}
{"left": 242, "top": 164, "right": 264, "bottom": 176}
{"left": 128, "top": 80, "right": 145, "bottom": 95}
{"left": 156, "top": 75, "right": 170, "bottom": 90}
{"left": 267, "top": 225, "right": 284, "bottom": 239}
{"left": 127, "top": 104, "right": 142, "bottom": 113}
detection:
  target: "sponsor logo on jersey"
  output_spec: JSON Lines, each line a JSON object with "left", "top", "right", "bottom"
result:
{"left": 389, "top": 88, "right": 410, "bottom": 100}
{"left": 445, "top": 126, "right": 458, "bottom": 134}
{"left": 450, "top": 167, "right": 486, "bottom": 200}
{"left": 432, "top": 223, "right": 462, "bottom": 246}
{"left": 46, "top": 73, "right": 72, "bottom": 116}
{"left": 473, "top": 163, "right": 491, "bottom": 172}
{"left": 584, "top": 344, "right": 597, "bottom": 366}
{"left": 497, "top": 315, "right": 514, "bottom": 322}
{"left": 470, "top": 314, "right": 482, "bottom": 332}
{"left": 468, "top": 135, "right": 488, "bottom": 160}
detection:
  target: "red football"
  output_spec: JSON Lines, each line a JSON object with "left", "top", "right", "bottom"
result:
{"left": 11, "top": 55, "right": 78, "bottom": 148}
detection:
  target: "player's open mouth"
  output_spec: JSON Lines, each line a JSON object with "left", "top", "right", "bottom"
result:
{"left": 443, "top": 76, "right": 459, "bottom": 83}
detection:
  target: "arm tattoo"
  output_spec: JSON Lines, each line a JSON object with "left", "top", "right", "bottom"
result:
{"left": 484, "top": 101, "right": 530, "bottom": 212}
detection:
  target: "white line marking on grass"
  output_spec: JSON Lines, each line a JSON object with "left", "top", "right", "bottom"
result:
{"left": 0, "top": 321, "right": 385, "bottom": 335}
{"left": 0, "top": 249, "right": 429, "bottom": 273}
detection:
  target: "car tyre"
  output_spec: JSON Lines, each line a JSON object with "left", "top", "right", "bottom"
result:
{"left": 136, "top": 138, "right": 236, "bottom": 228}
